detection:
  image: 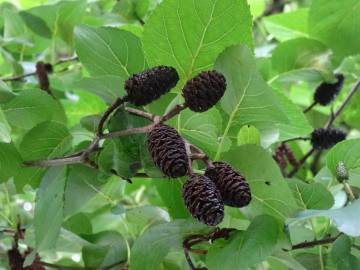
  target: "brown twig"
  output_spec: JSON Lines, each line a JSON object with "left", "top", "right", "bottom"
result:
{"left": 24, "top": 103, "right": 182, "bottom": 170}
{"left": 290, "top": 235, "right": 340, "bottom": 250}
{"left": 287, "top": 77, "right": 360, "bottom": 177}
{"left": 288, "top": 148, "right": 316, "bottom": 177}
{"left": 97, "top": 97, "right": 128, "bottom": 136}
{"left": 189, "top": 144, "right": 213, "bottom": 168}
{"left": 37, "top": 260, "right": 126, "bottom": 270}
{"left": 281, "top": 137, "right": 310, "bottom": 144}
{"left": 183, "top": 228, "right": 235, "bottom": 269}
{"left": 303, "top": 101, "right": 317, "bottom": 114}
{"left": 325, "top": 78, "right": 360, "bottom": 128}
{"left": 1, "top": 56, "right": 78, "bottom": 82}
{"left": 125, "top": 107, "right": 155, "bottom": 121}
{"left": 161, "top": 104, "right": 187, "bottom": 122}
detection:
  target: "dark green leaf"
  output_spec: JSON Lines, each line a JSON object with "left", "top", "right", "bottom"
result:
{"left": 309, "top": 0, "right": 360, "bottom": 61}
{"left": 34, "top": 166, "right": 66, "bottom": 251}
{"left": 207, "top": 215, "right": 279, "bottom": 270}
{"left": 288, "top": 179, "right": 334, "bottom": 210}
{"left": 130, "top": 219, "right": 211, "bottom": 270}
{"left": 142, "top": 0, "right": 253, "bottom": 89}
{"left": 75, "top": 25, "right": 146, "bottom": 77}
{"left": 1, "top": 90, "right": 66, "bottom": 131}
{"left": 0, "top": 142, "right": 22, "bottom": 183}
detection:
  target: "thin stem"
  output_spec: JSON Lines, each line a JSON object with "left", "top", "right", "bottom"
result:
{"left": 161, "top": 104, "right": 187, "bottom": 122}
{"left": 310, "top": 150, "right": 323, "bottom": 175}
{"left": 23, "top": 155, "right": 83, "bottom": 167}
{"left": 189, "top": 144, "right": 213, "bottom": 168}
{"left": 282, "top": 137, "right": 310, "bottom": 144}
{"left": 38, "top": 260, "right": 126, "bottom": 270}
{"left": 289, "top": 77, "right": 360, "bottom": 177}
{"left": 288, "top": 148, "right": 316, "bottom": 177}
{"left": 24, "top": 98, "right": 186, "bottom": 173}
{"left": 325, "top": 78, "right": 360, "bottom": 128}
{"left": 303, "top": 101, "right": 317, "bottom": 114}
{"left": 343, "top": 181, "right": 356, "bottom": 202}
{"left": 183, "top": 228, "right": 234, "bottom": 270}
{"left": 1, "top": 56, "right": 78, "bottom": 82}
{"left": 101, "top": 123, "right": 155, "bottom": 139}
{"left": 125, "top": 107, "right": 155, "bottom": 121}
{"left": 97, "top": 97, "right": 128, "bottom": 136}
{"left": 290, "top": 235, "right": 340, "bottom": 250}
{"left": 2, "top": 72, "right": 36, "bottom": 82}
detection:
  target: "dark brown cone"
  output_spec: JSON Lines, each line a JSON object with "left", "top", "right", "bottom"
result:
{"left": 182, "top": 70, "right": 226, "bottom": 112}
{"left": 314, "top": 74, "right": 344, "bottom": 106}
{"left": 125, "top": 66, "right": 179, "bottom": 106}
{"left": 148, "top": 124, "right": 189, "bottom": 178}
{"left": 311, "top": 128, "right": 347, "bottom": 150}
{"left": 205, "top": 162, "right": 251, "bottom": 208}
{"left": 182, "top": 174, "right": 224, "bottom": 226}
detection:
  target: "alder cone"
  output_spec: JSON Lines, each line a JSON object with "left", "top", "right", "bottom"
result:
{"left": 311, "top": 128, "right": 346, "bottom": 150}
{"left": 314, "top": 74, "right": 345, "bottom": 106}
{"left": 182, "top": 174, "right": 224, "bottom": 226}
{"left": 148, "top": 124, "right": 189, "bottom": 178}
{"left": 125, "top": 66, "right": 179, "bottom": 106}
{"left": 205, "top": 162, "right": 251, "bottom": 208}
{"left": 182, "top": 70, "right": 226, "bottom": 112}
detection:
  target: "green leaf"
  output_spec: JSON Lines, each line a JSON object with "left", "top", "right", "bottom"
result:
{"left": 309, "top": 0, "right": 360, "bottom": 61}
{"left": 272, "top": 88, "right": 312, "bottom": 141}
{"left": 20, "top": 121, "right": 72, "bottom": 160}
{"left": 0, "top": 142, "right": 22, "bottom": 183}
{"left": 142, "top": 0, "right": 253, "bottom": 88}
{"left": 237, "top": 125, "right": 260, "bottom": 146}
{"left": 291, "top": 199, "right": 360, "bottom": 237}
{"left": 25, "top": 0, "right": 86, "bottom": 45}
{"left": 74, "top": 75, "right": 125, "bottom": 104}
{"left": 3, "top": 8, "right": 29, "bottom": 42}
{"left": 64, "top": 165, "right": 105, "bottom": 217}
{"left": 263, "top": 9, "right": 309, "bottom": 41}
{"left": 1, "top": 90, "right": 66, "bottom": 131}
{"left": 248, "top": 0, "right": 266, "bottom": 18}
{"left": 326, "top": 139, "right": 360, "bottom": 175}
{"left": 171, "top": 107, "right": 230, "bottom": 154}
{"left": 153, "top": 180, "right": 189, "bottom": 219}
{"left": 214, "top": 45, "right": 311, "bottom": 158}
{"left": 19, "top": 11, "right": 51, "bottom": 39}
{"left": 0, "top": 108, "right": 11, "bottom": 143}
{"left": 15, "top": 121, "right": 71, "bottom": 190}
{"left": 288, "top": 179, "right": 334, "bottom": 210}
{"left": 75, "top": 25, "right": 147, "bottom": 78}
{"left": 271, "top": 38, "right": 333, "bottom": 83}
{"left": 63, "top": 213, "right": 92, "bottom": 235}
{"left": 221, "top": 144, "right": 298, "bottom": 221}
{"left": 331, "top": 235, "right": 360, "bottom": 270}
{"left": 130, "top": 220, "right": 211, "bottom": 270}
{"left": 82, "top": 231, "right": 128, "bottom": 268}
{"left": 207, "top": 215, "right": 279, "bottom": 270}
{"left": 62, "top": 90, "right": 106, "bottom": 127}
{"left": 34, "top": 166, "right": 66, "bottom": 251}
{"left": 98, "top": 108, "right": 148, "bottom": 178}
{"left": 0, "top": 80, "right": 15, "bottom": 103}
